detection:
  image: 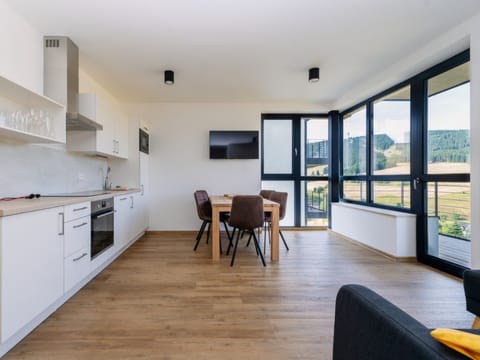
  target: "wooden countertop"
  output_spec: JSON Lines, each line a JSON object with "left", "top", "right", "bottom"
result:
{"left": 0, "top": 189, "right": 141, "bottom": 217}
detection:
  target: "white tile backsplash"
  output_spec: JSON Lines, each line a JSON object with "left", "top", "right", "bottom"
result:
{"left": 0, "top": 139, "right": 108, "bottom": 197}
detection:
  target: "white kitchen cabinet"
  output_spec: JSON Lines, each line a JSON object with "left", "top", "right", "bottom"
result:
{"left": 138, "top": 151, "right": 150, "bottom": 231}
{"left": 0, "top": 75, "right": 66, "bottom": 144}
{"left": 64, "top": 248, "right": 90, "bottom": 293}
{"left": 131, "top": 192, "right": 147, "bottom": 240}
{"left": 66, "top": 93, "right": 128, "bottom": 159}
{"left": 0, "top": 207, "right": 64, "bottom": 342}
{"left": 64, "top": 214, "right": 90, "bottom": 257}
{"left": 114, "top": 195, "right": 131, "bottom": 249}
{"left": 63, "top": 202, "right": 91, "bottom": 293}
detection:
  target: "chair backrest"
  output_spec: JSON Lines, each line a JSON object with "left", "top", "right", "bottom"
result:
{"left": 259, "top": 189, "right": 274, "bottom": 199}
{"left": 228, "top": 195, "right": 264, "bottom": 230}
{"left": 269, "top": 191, "right": 287, "bottom": 221}
{"left": 193, "top": 190, "right": 212, "bottom": 221}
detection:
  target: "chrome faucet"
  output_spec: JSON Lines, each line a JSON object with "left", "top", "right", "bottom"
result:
{"left": 103, "top": 166, "right": 112, "bottom": 190}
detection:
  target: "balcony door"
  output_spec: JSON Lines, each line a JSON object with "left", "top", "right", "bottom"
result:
{"left": 417, "top": 60, "right": 471, "bottom": 272}
{"left": 261, "top": 114, "right": 329, "bottom": 227}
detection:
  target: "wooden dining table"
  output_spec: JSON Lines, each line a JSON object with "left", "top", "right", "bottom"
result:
{"left": 209, "top": 195, "right": 280, "bottom": 262}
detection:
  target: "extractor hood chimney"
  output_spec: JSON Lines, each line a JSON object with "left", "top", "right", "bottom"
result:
{"left": 44, "top": 36, "right": 102, "bottom": 131}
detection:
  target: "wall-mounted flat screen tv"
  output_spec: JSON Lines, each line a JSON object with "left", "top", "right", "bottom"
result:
{"left": 209, "top": 130, "right": 259, "bottom": 159}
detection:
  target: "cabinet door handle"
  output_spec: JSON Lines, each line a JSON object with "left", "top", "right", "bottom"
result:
{"left": 141, "top": 184, "right": 144, "bottom": 196}
{"left": 73, "top": 222, "right": 88, "bottom": 229}
{"left": 58, "top": 212, "right": 64, "bottom": 235}
{"left": 120, "top": 197, "right": 128, "bottom": 201}
{"left": 73, "top": 252, "right": 88, "bottom": 262}
{"left": 130, "top": 196, "right": 134, "bottom": 209}
{"left": 73, "top": 206, "right": 88, "bottom": 212}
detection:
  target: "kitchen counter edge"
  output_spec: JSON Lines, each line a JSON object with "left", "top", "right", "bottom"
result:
{"left": 0, "top": 189, "right": 141, "bottom": 217}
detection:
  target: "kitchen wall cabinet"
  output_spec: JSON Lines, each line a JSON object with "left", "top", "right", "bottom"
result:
{"left": 0, "top": 207, "right": 64, "bottom": 342}
{"left": 66, "top": 93, "right": 128, "bottom": 159}
{"left": 0, "top": 75, "right": 66, "bottom": 144}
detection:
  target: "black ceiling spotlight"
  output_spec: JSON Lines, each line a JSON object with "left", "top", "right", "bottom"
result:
{"left": 164, "top": 70, "right": 174, "bottom": 85}
{"left": 308, "top": 67, "right": 320, "bottom": 83}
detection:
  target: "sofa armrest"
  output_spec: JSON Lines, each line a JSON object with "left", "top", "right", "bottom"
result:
{"left": 332, "top": 284, "right": 470, "bottom": 360}
{"left": 464, "top": 270, "right": 480, "bottom": 316}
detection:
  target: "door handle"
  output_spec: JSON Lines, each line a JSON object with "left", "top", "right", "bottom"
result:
{"left": 413, "top": 177, "right": 421, "bottom": 191}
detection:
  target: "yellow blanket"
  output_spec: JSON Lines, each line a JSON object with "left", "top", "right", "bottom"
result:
{"left": 431, "top": 328, "right": 480, "bottom": 360}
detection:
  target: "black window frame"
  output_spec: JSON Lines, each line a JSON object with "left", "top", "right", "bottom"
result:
{"left": 338, "top": 49, "right": 471, "bottom": 277}
{"left": 340, "top": 79, "right": 413, "bottom": 212}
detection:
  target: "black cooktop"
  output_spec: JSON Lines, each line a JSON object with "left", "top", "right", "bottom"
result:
{"left": 43, "top": 190, "right": 111, "bottom": 197}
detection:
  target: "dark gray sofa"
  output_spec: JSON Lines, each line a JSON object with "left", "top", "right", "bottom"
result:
{"left": 333, "top": 284, "right": 479, "bottom": 360}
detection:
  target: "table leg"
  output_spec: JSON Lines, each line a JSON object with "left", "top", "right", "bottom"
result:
{"left": 211, "top": 207, "right": 220, "bottom": 261}
{"left": 270, "top": 206, "right": 279, "bottom": 261}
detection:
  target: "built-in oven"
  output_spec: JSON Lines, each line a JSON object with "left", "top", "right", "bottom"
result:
{"left": 139, "top": 127, "right": 149, "bottom": 154}
{"left": 91, "top": 198, "right": 114, "bottom": 259}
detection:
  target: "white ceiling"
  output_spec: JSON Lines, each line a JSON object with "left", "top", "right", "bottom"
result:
{"left": 6, "top": 0, "right": 480, "bottom": 104}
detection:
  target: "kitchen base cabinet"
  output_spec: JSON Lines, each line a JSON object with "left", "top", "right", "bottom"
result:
{"left": 64, "top": 248, "right": 90, "bottom": 293}
{"left": 114, "top": 195, "right": 131, "bottom": 249}
{"left": 63, "top": 202, "right": 91, "bottom": 292}
{"left": 0, "top": 207, "right": 64, "bottom": 342}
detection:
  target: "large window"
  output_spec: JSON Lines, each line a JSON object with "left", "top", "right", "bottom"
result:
{"left": 341, "top": 86, "right": 411, "bottom": 209}
{"left": 342, "top": 107, "right": 366, "bottom": 176}
{"left": 339, "top": 50, "right": 470, "bottom": 277}
{"left": 372, "top": 86, "right": 410, "bottom": 175}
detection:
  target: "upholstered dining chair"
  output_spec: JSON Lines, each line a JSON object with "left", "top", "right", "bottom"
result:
{"left": 227, "top": 195, "right": 266, "bottom": 267}
{"left": 259, "top": 189, "right": 274, "bottom": 199}
{"left": 265, "top": 191, "right": 289, "bottom": 251}
{"left": 193, "top": 190, "right": 231, "bottom": 253}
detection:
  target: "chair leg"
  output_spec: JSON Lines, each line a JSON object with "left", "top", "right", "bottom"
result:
{"left": 251, "top": 231, "right": 266, "bottom": 267}
{"left": 206, "top": 222, "right": 211, "bottom": 244}
{"left": 473, "top": 316, "right": 480, "bottom": 329}
{"left": 223, "top": 221, "right": 231, "bottom": 240}
{"left": 227, "top": 228, "right": 236, "bottom": 253}
{"left": 264, "top": 222, "right": 269, "bottom": 255}
{"left": 280, "top": 230, "right": 289, "bottom": 251}
{"left": 221, "top": 221, "right": 232, "bottom": 255}
{"left": 193, "top": 221, "right": 207, "bottom": 251}
{"left": 227, "top": 228, "right": 236, "bottom": 255}
{"left": 230, "top": 231, "right": 242, "bottom": 267}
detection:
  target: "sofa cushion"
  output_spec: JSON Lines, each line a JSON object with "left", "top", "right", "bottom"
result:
{"left": 431, "top": 328, "right": 480, "bottom": 360}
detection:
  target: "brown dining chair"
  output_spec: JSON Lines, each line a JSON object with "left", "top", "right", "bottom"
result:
{"left": 193, "top": 190, "right": 231, "bottom": 253}
{"left": 265, "top": 191, "right": 289, "bottom": 251}
{"left": 259, "top": 189, "right": 274, "bottom": 199}
{"left": 226, "top": 195, "right": 266, "bottom": 267}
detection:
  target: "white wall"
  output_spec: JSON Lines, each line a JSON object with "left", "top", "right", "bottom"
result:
{"left": 0, "top": 141, "right": 106, "bottom": 198}
{"left": 125, "top": 102, "right": 327, "bottom": 230}
{"left": 470, "top": 13, "right": 480, "bottom": 269}
{"left": 0, "top": 0, "right": 108, "bottom": 198}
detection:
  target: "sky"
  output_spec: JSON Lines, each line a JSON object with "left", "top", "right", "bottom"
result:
{"left": 343, "top": 82, "right": 470, "bottom": 143}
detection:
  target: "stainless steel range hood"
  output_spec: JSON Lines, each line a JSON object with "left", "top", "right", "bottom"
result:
{"left": 44, "top": 36, "right": 102, "bottom": 131}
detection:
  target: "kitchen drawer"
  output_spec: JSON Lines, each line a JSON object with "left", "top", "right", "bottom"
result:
{"left": 64, "top": 215, "right": 90, "bottom": 257}
{"left": 64, "top": 201, "right": 90, "bottom": 222}
{"left": 64, "top": 247, "right": 90, "bottom": 293}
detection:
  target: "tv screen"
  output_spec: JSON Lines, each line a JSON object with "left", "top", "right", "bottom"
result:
{"left": 209, "top": 131, "right": 259, "bottom": 159}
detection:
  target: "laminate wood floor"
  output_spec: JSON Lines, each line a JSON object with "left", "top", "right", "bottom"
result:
{"left": 5, "top": 231, "right": 472, "bottom": 360}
